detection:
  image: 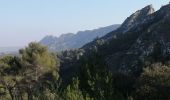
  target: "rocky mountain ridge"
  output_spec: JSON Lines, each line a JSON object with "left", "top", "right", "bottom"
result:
{"left": 60, "top": 3, "right": 170, "bottom": 79}
{"left": 40, "top": 24, "right": 120, "bottom": 51}
{"left": 81, "top": 4, "right": 170, "bottom": 75}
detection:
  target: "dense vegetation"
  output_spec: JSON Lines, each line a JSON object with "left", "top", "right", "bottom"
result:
{"left": 0, "top": 42, "right": 169, "bottom": 100}
{"left": 2, "top": 3, "right": 170, "bottom": 100}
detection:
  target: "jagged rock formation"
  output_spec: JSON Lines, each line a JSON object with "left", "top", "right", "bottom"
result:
{"left": 83, "top": 5, "right": 155, "bottom": 49}
{"left": 118, "top": 5, "right": 155, "bottom": 33}
{"left": 40, "top": 24, "right": 120, "bottom": 52}
{"left": 60, "top": 3, "right": 170, "bottom": 79}
{"left": 82, "top": 4, "right": 170, "bottom": 75}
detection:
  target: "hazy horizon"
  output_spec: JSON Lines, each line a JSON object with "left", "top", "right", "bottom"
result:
{"left": 0, "top": 0, "right": 168, "bottom": 47}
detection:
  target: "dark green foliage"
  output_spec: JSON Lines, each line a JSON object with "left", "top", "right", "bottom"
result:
{"left": 0, "top": 42, "right": 170, "bottom": 100}
{"left": 0, "top": 42, "right": 60, "bottom": 100}
{"left": 112, "top": 73, "right": 135, "bottom": 99}
{"left": 79, "top": 52, "right": 124, "bottom": 100}
{"left": 62, "top": 77, "right": 88, "bottom": 100}
{"left": 134, "top": 63, "right": 170, "bottom": 100}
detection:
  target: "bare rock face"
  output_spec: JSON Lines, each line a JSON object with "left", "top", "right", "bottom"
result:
{"left": 106, "top": 4, "right": 170, "bottom": 75}
{"left": 83, "top": 5, "right": 155, "bottom": 50}
{"left": 81, "top": 3, "right": 170, "bottom": 75}
{"left": 119, "top": 5, "right": 155, "bottom": 33}
{"left": 60, "top": 3, "right": 170, "bottom": 80}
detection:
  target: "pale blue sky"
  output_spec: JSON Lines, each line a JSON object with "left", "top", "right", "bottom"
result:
{"left": 0, "top": 0, "right": 168, "bottom": 47}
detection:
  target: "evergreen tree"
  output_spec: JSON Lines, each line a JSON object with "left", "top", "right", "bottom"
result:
{"left": 0, "top": 42, "right": 60, "bottom": 100}
{"left": 63, "top": 77, "right": 87, "bottom": 100}
{"left": 79, "top": 52, "right": 124, "bottom": 100}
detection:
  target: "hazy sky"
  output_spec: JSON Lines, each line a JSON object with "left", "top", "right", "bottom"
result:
{"left": 0, "top": 0, "right": 168, "bottom": 47}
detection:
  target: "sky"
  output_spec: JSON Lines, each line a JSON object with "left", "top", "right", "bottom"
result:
{"left": 0, "top": 0, "right": 168, "bottom": 47}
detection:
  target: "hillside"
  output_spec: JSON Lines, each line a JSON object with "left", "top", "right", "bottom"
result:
{"left": 59, "top": 2, "right": 170, "bottom": 86}
{"left": 40, "top": 24, "right": 120, "bottom": 51}
{"left": 0, "top": 3, "right": 170, "bottom": 100}
{"left": 56, "top": 4, "right": 170, "bottom": 99}
{"left": 80, "top": 4, "right": 170, "bottom": 75}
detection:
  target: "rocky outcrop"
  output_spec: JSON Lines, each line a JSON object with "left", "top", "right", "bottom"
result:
{"left": 118, "top": 5, "right": 155, "bottom": 33}
{"left": 81, "top": 4, "right": 170, "bottom": 75}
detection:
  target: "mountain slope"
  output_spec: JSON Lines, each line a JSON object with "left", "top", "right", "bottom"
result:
{"left": 83, "top": 5, "right": 155, "bottom": 49}
{"left": 59, "top": 3, "right": 170, "bottom": 80}
{"left": 82, "top": 4, "right": 170, "bottom": 75}
{"left": 40, "top": 24, "right": 120, "bottom": 51}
